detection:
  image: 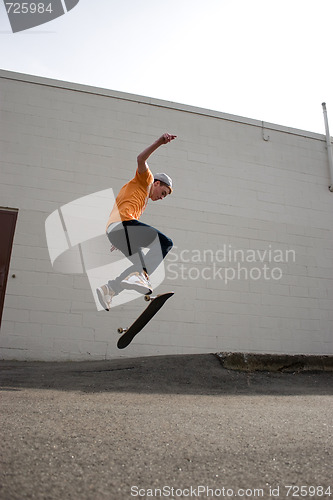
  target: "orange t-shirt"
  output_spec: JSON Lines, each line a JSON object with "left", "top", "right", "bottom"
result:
{"left": 106, "top": 168, "right": 154, "bottom": 229}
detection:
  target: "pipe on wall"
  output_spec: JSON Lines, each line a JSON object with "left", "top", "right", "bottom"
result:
{"left": 322, "top": 102, "right": 333, "bottom": 192}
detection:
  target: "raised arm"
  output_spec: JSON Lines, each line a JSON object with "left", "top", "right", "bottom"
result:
{"left": 137, "top": 133, "right": 177, "bottom": 174}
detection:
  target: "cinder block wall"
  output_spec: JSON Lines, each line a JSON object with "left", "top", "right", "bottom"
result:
{"left": 1, "top": 70, "right": 332, "bottom": 360}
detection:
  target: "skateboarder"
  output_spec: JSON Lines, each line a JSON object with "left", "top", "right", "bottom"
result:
{"left": 97, "top": 133, "right": 176, "bottom": 311}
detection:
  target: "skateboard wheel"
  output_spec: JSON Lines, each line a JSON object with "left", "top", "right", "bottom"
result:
{"left": 118, "top": 327, "right": 124, "bottom": 334}
{"left": 144, "top": 295, "right": 151, "bottom": 302}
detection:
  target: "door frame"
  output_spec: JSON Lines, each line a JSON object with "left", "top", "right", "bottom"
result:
{"left": 0, "top": 208, "right": 18, "bottom": 327}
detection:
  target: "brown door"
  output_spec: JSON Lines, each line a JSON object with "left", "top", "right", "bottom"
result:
{"left": 0, "top": 209, "right": 18, "bottom": 327}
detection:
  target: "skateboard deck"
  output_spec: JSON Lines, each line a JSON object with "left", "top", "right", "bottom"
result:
{"left": 117, "top": 292, "right": 174, "bottom": 349}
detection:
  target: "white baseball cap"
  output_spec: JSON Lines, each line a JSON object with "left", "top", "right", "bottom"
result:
{"left": 154, "top": 173, "right": 173, "bottom": 193}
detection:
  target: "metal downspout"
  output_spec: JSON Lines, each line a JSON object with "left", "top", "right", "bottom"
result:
{"left": 322, "top": 103, "right": 333, "bottom": 192}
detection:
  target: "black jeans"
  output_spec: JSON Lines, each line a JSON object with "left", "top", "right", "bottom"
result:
{"left": 106, "top": 220, "right": 173, "bottom": 294}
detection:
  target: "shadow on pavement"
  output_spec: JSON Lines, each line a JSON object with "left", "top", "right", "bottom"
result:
{"left": 1, "top": 354, "right": 333, "bottom": 396}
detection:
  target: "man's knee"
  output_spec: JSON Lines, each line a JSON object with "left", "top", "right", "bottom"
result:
{"left": 163, "top": 236, "right": 173, "bottom": 256}
{"left": 166, "top": 237, "right": 173, "bottom": 253}
{"left": 159, "top": 233, "right": 173, "bottom": 256}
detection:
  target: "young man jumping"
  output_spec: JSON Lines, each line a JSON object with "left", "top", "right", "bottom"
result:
{"left": 97, "top": 133, "right": 176, "bottom": 311}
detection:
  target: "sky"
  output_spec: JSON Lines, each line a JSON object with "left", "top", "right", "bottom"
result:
{"left": 0, "top": 0, "right": 332, "bottom": 135}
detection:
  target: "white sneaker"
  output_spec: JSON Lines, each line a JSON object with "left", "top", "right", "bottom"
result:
{"left": 121, "top": 271, "right": 153, "bottom": 295}
{"left": 96, "top": 284, "right": 115, "bottom": 311}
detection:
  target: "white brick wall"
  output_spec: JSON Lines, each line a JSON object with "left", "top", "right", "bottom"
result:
{"left": 1, "top": 69, "right": 332, "bottom": 360}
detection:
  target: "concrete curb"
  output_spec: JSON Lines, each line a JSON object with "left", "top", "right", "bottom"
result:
{"left": 216, "top": 352, "right": 333, "bottom": 372}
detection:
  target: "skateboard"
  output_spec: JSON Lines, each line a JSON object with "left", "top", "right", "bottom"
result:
{"left": 117, "top": 292, "right": 174, "bottom": 349}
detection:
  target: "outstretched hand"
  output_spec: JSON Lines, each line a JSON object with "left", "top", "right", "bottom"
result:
{"left": 160, "top": 133, "right": 177, "bottom": 144}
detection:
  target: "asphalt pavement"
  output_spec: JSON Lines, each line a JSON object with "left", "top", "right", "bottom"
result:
{"left": 1, "top": 354, "right": 332, "bottom": 500}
